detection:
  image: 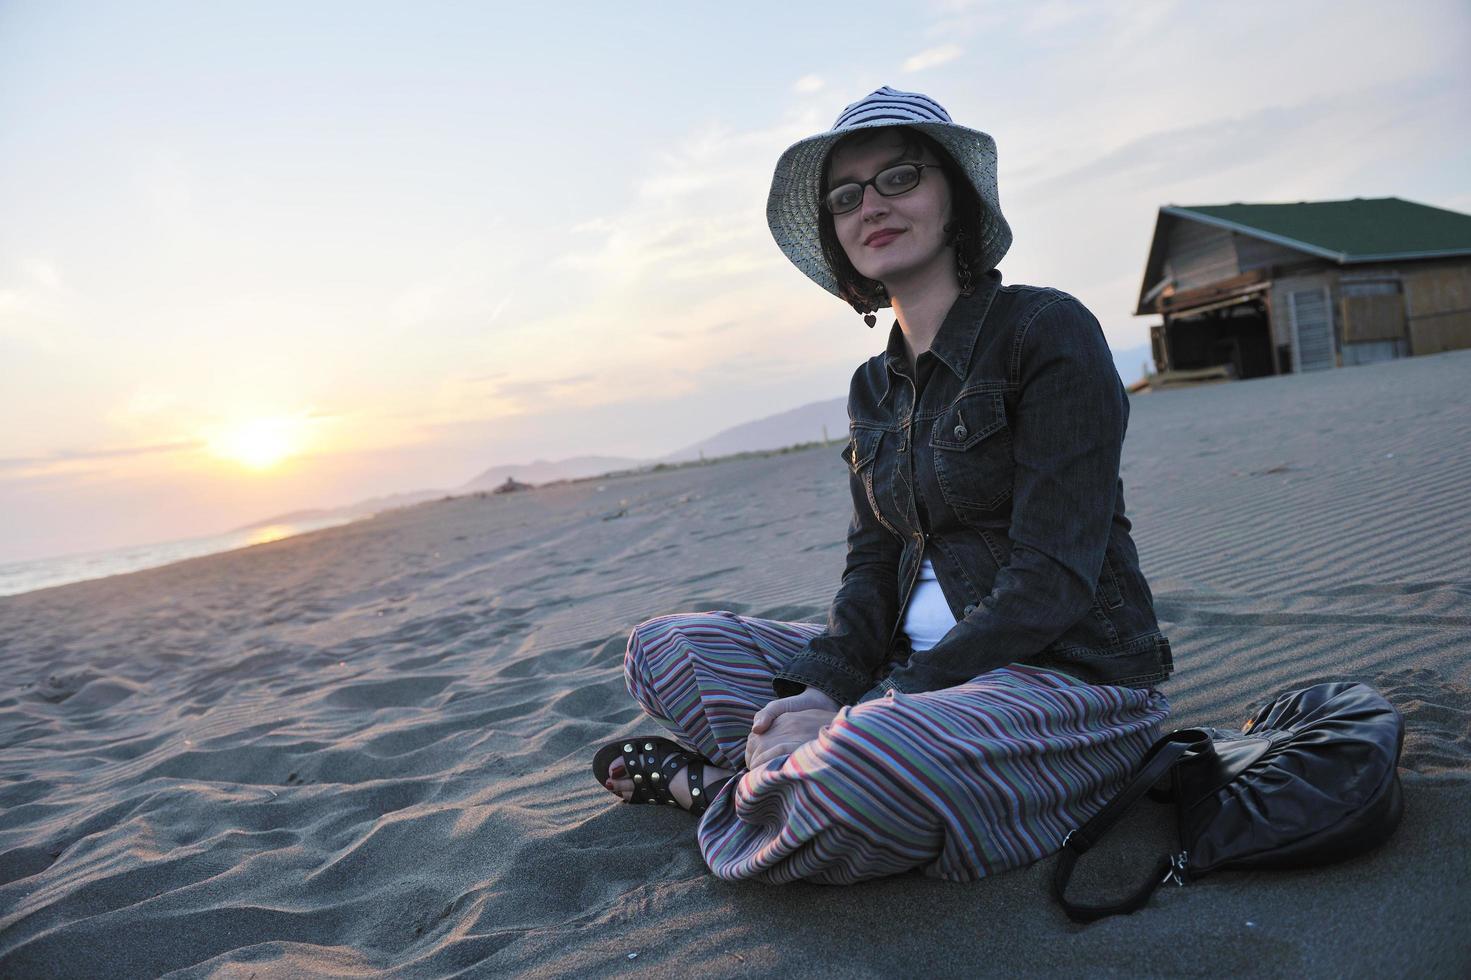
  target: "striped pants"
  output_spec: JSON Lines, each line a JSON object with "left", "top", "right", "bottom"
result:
{"left": 623, "top": 610, "right": 1170, "bottom": 885}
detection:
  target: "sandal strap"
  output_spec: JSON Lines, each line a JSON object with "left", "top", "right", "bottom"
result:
{"left": 705, "top": 772, "right": 736, "bottom": 804}
{"left": 686, "top": 758, "right": 735, "bottom": 818}
{"left": 622, "top": 739, "right": 695, "bottom": 807}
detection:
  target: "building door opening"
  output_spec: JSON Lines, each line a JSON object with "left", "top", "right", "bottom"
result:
{"left": 1163, "top": 298, "right": 1275, "bottom": 379}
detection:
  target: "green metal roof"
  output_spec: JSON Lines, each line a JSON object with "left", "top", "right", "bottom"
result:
{"left": 1165, "top": 197, "right": 1471, "bottom": 262}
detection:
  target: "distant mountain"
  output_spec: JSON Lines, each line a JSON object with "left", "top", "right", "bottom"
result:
{"left": 1111, "top": 343, "right": 1153, "bottom": 387}
{"left": 229, "top": 489, "right": 446, "bottom": 532}
{"left": 661, "top": 396, "right": 847, "bottom": 462}
{"left": 458, "top": 455, "right": 647, "bottom": 492}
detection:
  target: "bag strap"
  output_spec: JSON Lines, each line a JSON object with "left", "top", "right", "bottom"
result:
{"left": 1051, "top": 729, "right": 1211, "bottom": 923}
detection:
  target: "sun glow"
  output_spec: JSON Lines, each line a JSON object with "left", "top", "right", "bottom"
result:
{"left": 206, "top": 416, "right": 309, "bottom": 471}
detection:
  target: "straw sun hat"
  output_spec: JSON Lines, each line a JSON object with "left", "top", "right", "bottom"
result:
{"left": 766, "top": 85, "right": 1012, "bottom": 309}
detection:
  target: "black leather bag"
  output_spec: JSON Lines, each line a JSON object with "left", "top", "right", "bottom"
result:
{"left": 1052, "top": 681, "right": 1406, "bottom": 922}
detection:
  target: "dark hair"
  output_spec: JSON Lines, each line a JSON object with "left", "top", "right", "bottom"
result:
{"left": 817, "top": 126, "right": 987, "bottom": 316}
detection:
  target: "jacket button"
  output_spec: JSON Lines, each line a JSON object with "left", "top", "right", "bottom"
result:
{"left": 954, "top": 424, "right": 967, "bottom": 439}
{"left": 963, "top": 603, "right": 977, "bottom": 616}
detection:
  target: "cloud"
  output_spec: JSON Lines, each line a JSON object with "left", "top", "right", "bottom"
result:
{"left": 570, "top": 216, "right": 614, "bottom": 235}
{"left": 552, "top": 108, "right": 824, "bottom": 290}
{"left": 457, "top": 97, "right": 862, "bottom": 436}
{"left": 1011, "top": 74, "right": 1452, "bottom": 203}
{"left": 390, "top": 281, "right": 449, "bottom": 330}
{"left": 926, "top": 0, "right": 1178, "bottom": 41}
{"left": 903, "top": 44, "right": 964, "bottom": 72}
{"left": 460, "top": 370, "right": 510, "bottom": 384}
{"left": 384, "top": 231, "right": 508, "bottom": 334}
{"left": 1019, "top": 0, "right": 1103, "bottom": 34}
{"left": 0, "top": 258, "right": 88, "bottom": 353}
{"left": 122, "top": 385, "right": 179, "bottom": 418}
{"left": 0, "top": 439, "right": 202, "bottom": 474}
{"left": 487, "top": 293, "right": 512, "bottom": 325}
{"left": 133, "top": 144, "right": 194, "bottom": 215}
{"left": 487, "top": 372, "right": 598, "bottom": 403}
{"left": 21, "top": 258, "right": 62, "bottom": 290}
{"left": 792, "top": 74, "right": 825, "bottom": 94}
{"left": 650, "top": 319, "right": 741, "bottom": 341}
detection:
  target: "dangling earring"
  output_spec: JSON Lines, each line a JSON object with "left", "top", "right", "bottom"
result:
{"left": 953, "top": 228, "right": 974, "bottom": 295}
{"left": 861, "top": 282, "right": 886, "bottom": 328}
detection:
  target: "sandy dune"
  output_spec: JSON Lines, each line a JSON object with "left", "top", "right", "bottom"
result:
{"left": 2, "top": 350, "right": 1469, "bottom": 977}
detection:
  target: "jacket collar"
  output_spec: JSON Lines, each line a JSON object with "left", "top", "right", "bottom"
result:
{"left": 879, "top": 268, "right": 1002, "bottom": 405}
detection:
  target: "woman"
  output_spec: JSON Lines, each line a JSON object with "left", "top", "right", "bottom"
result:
{"left": 590, "top": 86, "right": 1173, "bottom": 884}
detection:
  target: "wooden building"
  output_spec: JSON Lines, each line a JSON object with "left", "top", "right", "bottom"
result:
{"left": 1135, "top": 197, "right": 1471, "bottom": 379}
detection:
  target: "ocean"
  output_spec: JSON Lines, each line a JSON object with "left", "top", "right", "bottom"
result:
{"left": 0, "top": 515, "right": 362, "bottom": 598}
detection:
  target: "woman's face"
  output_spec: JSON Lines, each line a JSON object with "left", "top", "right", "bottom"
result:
{"left": 826, "top": 130, "right": 954, "bottom": 291}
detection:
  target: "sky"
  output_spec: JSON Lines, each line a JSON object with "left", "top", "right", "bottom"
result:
{"left": 2, "top": 0, "right": 1468, "bottom": 564}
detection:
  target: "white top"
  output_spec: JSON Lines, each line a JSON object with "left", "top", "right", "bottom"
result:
{"left": 902, "top": 554, "right": 958, "bottom": 652}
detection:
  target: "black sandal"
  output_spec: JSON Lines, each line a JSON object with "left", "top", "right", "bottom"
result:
{"left": 591, "top": 735, "right": 735, "bottom": 818}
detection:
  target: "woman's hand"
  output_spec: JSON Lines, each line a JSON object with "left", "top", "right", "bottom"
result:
{"left": 745, "top": 688, "right": 841, "bottom": 770}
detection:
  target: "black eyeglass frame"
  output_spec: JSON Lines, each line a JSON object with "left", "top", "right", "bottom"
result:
{"left": 823, "top": 162, "right": 940, "bottom": 215}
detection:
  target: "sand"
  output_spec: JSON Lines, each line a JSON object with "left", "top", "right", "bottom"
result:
{"left": 2, "top": 350, "right": 1469, "bottom": 978}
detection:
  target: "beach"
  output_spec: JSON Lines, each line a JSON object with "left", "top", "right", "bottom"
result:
{"left": 2, "top": 349, "right": 1469, "bottom": 977}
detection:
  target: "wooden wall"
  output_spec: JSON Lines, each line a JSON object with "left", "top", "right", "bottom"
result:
{"left": 1235, "top": 235, "right": 1306, "bottom": 275}
{"left": 1339, "top": 282, "right": 1406, "bottom": 344}
{"left": 1402, "top": 264, "right": 1471, "bottom": 354}
{"left": 1264, "top": 262, "right": 1471, "bottom": 365}
{"left": 1164, "top": 220, "right": 1240, "bottom": 291}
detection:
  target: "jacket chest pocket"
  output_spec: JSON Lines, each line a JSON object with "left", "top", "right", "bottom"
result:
{"left": 845, "top": 426, "right": 902, "bottom": 536}
{"left": 930, "top": 390, "right": 1013, "bottom": 517}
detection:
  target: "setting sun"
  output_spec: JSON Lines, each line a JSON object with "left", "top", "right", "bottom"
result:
{"left": 206, "top": 417, "right": 308, "bottom": 471}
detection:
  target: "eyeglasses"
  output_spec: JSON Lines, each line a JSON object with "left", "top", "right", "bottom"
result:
{"left": 823, "top": 162, "right": 937, "bottom": 215}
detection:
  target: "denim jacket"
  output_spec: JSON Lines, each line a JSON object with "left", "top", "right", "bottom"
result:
{"left": 773, "top": 268, "right": 1173, "bottom": 706}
